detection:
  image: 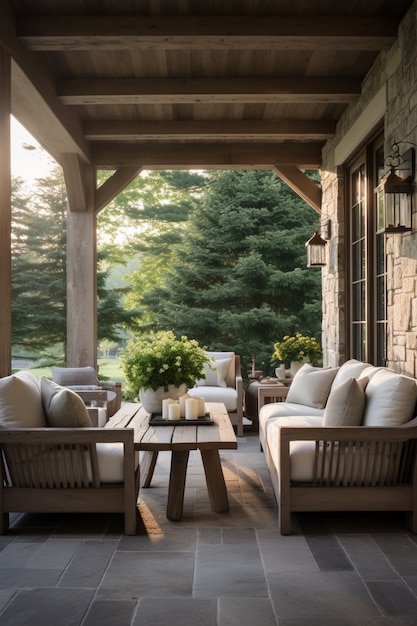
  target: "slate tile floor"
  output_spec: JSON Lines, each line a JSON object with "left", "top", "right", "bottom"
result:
{"left": 1, "top": 430, "right": 417, "bottom": 625}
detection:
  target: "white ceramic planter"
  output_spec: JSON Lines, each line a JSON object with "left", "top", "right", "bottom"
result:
{"left": 139, "top": 383, "right": 187, "bottom": 414}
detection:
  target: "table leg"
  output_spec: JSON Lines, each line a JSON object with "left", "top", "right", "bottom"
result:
{"left": 200, "top": 449, "right": 229, "bottom": 513}
{"left": 167, "top": 450, "right": 189, "bottom": 521}
{"left": 140, "top": 451, "right": 159, "bottom": 488}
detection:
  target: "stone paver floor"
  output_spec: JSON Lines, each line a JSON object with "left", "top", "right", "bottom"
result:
{"left": 1, "top": 430, "right": 417, "bottom": 625}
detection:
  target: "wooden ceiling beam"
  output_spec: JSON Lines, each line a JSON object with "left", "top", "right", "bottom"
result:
{"left": 95, "top": 166, "right": 143, "bottom": 214}
{"left": 84, "top": 119, "right": 336, "bottom": 141}
{"left": 17, "top": 15, "right": 399, "bottom": 51}
{"left": 0, "top": 4, "right": 90, "bottom": 165}
{"left": 91, "top": 142, "right": 323, "bottom": 169}
{"left": 273, "top": 165, "right": 322, "bottom": 214}
{"left": 59, "top": 77, "right": 361, "bottom": 105}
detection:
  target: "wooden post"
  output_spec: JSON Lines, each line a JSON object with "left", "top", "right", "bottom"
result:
{"left": 63, "top": 156, "right": 97, "bottom": 368}
{"left": 0, "top": 46, "right": 11, "bottom": 378}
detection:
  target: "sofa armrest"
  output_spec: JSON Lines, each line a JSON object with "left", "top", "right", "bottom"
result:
{"left": 279, "top": 425, "right": 417, "bottom": 488}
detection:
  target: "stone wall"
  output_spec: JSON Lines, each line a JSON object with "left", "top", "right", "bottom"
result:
{"left": 320, "top": 2, "right": 417, "bottom": 375}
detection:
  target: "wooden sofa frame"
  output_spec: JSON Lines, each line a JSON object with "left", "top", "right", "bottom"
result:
{"left": 0, "top": 427, "right": 141, "bottom": 535}
{"left": 268, "top": 425, "right": 417, "bottom": 534}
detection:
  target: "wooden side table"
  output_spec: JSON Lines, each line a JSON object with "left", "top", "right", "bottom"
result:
{"left": 244, "top": 379, "right": 291, "bottom": 429}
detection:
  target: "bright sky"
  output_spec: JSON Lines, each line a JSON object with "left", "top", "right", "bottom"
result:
{"left": 11, "top": 116, "right": 56, "bottom": 181}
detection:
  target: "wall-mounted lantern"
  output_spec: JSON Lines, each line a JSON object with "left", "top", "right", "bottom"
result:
{"left": 305, "top": 219, "right": 331, "bottom": 268}
{"left": 375, "top": 146, "right": 415, "bottom": 233}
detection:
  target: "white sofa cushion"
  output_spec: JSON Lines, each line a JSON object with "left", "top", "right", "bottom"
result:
{"left": 41, "top": 377, "right": 93, "bottom": 428}
{"left": 0, "top": 371, "right": 46, "bottom": 428}
{"left": 331, "top": 359, "right": 372, "bottom": 389}
{"left": 286, "top": 364, "right": 339, "bottom": 409}
{"left": 259, "top": 402, "right": 324, "bottom": 439}
{"left": 362, "top": 369, "right": 417, "bottom": 427}
{"left": 323, "top": 377, "right": 368, "bottom": 427}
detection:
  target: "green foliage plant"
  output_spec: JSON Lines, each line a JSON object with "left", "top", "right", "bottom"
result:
{"left": 272, "top": 333, "right": 322, "bottom": 365}
{"left": 121, "top": 330, "right": 211, "bottom": 393}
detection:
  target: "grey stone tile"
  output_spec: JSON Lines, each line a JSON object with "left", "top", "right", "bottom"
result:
{"left": 0, "top": 588, "right": 95, "bottom": 625}
{"left": 0, "top": 567, "right": 62, "bottom": 588}
{"left": 338, "top": 535, "right": 399, "bottom": 580}
{"left": 0, "top": 589, "right": 17, "bottom": 612}
{"left": 373, "top": 534, "right": 417, "bottom": 577}
{"left": 300, "top": 518, "right": 354, "bottom": 571}
{"left": 25, "top": 538, "right": 82, "bottom": 569}
{"left": 268, "top": 571, "right": 380, "bottom": 619}
{"left": 367, "top": 580, "right": 417, "bottom": 616}
{"left": 0, "top": 542, "right": 41, "bottom": 568}
{"left": 58, "top": 540, "right": 117, "bottom": 588}
{"left": 133, "top": 597, "right": 217, "bottom": 626}
{"left": 257, "top": 529, "right": 318, "bottom": 574}
{"left": 83, "top": 599, "right": 137, "bottom": 626}
{"left": 219, "top": 597, "right": 277, "bottom": 626}
{"left": 279, "top": 618, "right": 417, "bottom": 626}
{"left": 194, "top": 543, "right": 268, "bottom": 597}
{"left": 97, "top": 551, "right": 195, "bottom": 600}
{"left": 118, "top": 527, "right": 197, "bottom": 552}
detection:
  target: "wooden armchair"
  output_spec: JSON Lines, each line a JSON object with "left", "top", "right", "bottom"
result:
{"left": 51, "top": 367, "right": 122, "bottom": 417}
{"left": 0, "top": 427, "right": 141, "bottom": 535}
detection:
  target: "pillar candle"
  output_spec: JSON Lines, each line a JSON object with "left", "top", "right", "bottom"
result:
{"left": 179, "top": 393, "right": 190, "bottom": 417}
{"left": 196, "top": 396, "right": 206, "bottom": 417}
{"left": 168, "top": 402, "right": 181, "bottom": 421}
{"left": 162, "top": 398, "right": 175, "bottom": 419}
{"left": 185, "top": 397, "right": 199, "bottom": 420}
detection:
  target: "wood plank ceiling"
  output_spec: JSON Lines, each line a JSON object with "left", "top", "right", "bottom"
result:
{"left": 2, "top": 0, "right": 414, "bottom": 174}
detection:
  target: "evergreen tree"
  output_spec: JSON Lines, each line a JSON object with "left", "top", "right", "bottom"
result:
{"left": 11, "top": 169, "right": 131, "bottom": 361}
{"left": 133, "top": 170, "right": 322, "bottom": 375}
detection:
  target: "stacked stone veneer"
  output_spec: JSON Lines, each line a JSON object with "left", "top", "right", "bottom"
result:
{"left": 320, "top": 2, "right": 417, "bottom": 377}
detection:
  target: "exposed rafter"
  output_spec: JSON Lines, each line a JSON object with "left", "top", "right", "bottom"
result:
{"left": 58, "top": 77, "right": 361, "bottom": 105}
{"left": 84, "top": 119, "right": 336, "bottom": 141}
{"left": 17, "top": 15, "right": 399, "bottom": 51}
{"left": 91, "top": 142, "right": 323, "bottom": 169}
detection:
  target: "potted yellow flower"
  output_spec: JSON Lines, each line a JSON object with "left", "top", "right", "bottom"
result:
{"left": 272, "top": 333, "right": 322, "bottom": 376}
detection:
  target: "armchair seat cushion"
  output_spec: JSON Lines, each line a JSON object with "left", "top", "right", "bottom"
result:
{"left": 188, "top": 386, "right": 238, "bottom": 412}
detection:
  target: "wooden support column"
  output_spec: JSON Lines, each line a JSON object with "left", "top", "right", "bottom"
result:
{"left": 63, "top": 155, "right": 97, "bottom": 368}
{"left": 0, "top": 46, "right": 12, "bottom": 378}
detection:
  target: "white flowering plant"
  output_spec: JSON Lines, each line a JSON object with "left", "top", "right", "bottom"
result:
{"left": 121, "top": 330, "right": 211, "bottom": 393}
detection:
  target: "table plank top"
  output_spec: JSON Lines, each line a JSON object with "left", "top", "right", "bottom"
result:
{"left": 106, "top": 401, "right": 237, "bottom": 451}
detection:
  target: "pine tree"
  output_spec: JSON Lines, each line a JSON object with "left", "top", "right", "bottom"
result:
{"left": 134, "top": 170, "right": 322, "bottom": 375}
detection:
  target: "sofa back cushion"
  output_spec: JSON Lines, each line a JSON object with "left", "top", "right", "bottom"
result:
{"left": 286, "top": 364, "right": 339, "bottom": 409}
{"left": 323, "top": 377, "right": 368, "bottom": 427}
{"left": 41, "top": 378, "right": 93, "bottom": 428}
{"left": 51, "top": 366, "right": 99, "bottom": 387}
{"left": 363, "top": 369, "right": 417, "bottom": 427}
{"left": 331, "top": 359, "right": 373, "bottom": 390}
{"left": 0, "top": 371, "right": 46, "bottom": 428}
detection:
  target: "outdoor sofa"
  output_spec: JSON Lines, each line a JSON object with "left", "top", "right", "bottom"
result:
{"left": 0, "top": 371, "right": 140, "bottom": 534}
{"left": 259, "top": 360, "right": 417, "bottom": 534}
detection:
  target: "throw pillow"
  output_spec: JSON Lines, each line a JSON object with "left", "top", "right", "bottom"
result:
{"left": 286, "top": 364, "right": 339, "bottom": 409}
{"left": 362, "top": 369, "right": 417, "bottom": 427}
{"left": 0, "top": 372, "right": 46, "bottom": 428}
{"left": 196, "top": 358, "right": 231, "bottom": 387}
{"left": 41, "top": 377, "right": 92, "bottom": 428}
{"left": 323, "top": 376, "right": 369, "bottom": 427}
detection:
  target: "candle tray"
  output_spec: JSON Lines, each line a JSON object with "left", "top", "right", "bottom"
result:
{"left": 149, "top": 412, "right": 214, "bottom": 426}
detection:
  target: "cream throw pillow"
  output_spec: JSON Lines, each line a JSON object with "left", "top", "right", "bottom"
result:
{"left": 196, "top": 358, "right": 231, "bottom": 387}
{"left": 0, "top": 372, "right": 46, "bottom": 428}
{"left": 41, "top": 377, "right": 92, "bottom": 428}
{"left": 323, "top": 377, "right": 368, "bottom": 427}
{"left": 286, "top": 364, "right": 339, "bottom": 409}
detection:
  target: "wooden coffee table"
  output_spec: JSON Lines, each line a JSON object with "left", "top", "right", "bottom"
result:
{"left": 106, "top": 402, "right": 237, "bottom": 521}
